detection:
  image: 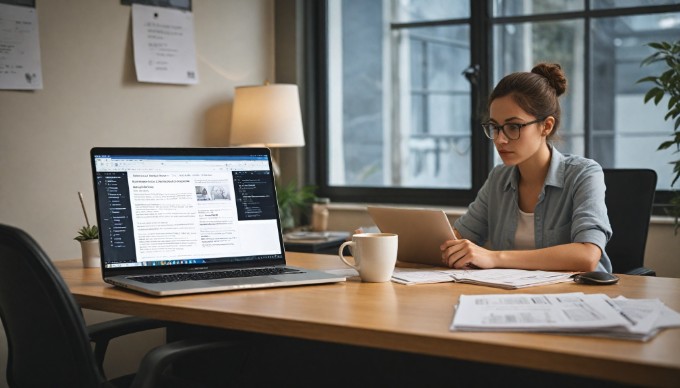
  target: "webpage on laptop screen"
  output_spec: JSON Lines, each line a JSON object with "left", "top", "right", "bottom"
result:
{"left": 93, "top": 154, "right": 282, "bottom": 269}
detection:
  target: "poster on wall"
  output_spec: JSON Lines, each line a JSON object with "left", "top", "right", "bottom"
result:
{"left": 0, "top": 0, "right": 43, "bottom": 90}
{"left": 131, "top": 3, "right": 198, "bottom": 85}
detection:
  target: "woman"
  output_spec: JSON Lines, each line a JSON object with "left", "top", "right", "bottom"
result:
{"left": 440, "top": 63, "right": 612, "bottom": 272}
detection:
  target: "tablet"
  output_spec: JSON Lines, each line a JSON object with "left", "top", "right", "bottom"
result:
{"left": 367, "top": 206, "right": 455, "bottom": 266}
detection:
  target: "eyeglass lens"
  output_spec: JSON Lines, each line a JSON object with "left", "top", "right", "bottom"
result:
{"left": 483, "top": 123, "right": 521, "bottom": 140}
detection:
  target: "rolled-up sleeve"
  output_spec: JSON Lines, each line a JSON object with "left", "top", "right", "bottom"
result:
{"left": 570, "top": 162, "right": 612, "bottom": 253}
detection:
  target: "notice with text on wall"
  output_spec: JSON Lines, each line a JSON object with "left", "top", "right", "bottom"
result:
{"left": 0, "top": 2, "right": 42, "bottom": 90}
{"left": 131, "top": 3, "right": 198, "bottom": 84}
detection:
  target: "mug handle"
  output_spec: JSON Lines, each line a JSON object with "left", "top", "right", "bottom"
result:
{"left": 338, "top": 241, "right": 359, "bottom": 270}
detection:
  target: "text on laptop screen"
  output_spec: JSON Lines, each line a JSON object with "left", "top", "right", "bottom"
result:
{"left": 93, "top": 153, "right": 283, "bottom": 269}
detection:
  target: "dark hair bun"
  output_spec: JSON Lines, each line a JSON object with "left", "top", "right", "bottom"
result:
{"left": 531, "top": 63, "right": 567, "bottom": 97}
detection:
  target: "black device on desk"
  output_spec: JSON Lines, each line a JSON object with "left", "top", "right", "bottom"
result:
{"left": 283, "top": 231, "right": 349, "bottom": 254}
{"left": 572, "top": 271, "right": 619, "bottom": 285}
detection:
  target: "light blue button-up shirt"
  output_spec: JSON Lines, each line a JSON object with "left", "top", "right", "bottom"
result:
{"left": 454, "top": 146, "right": 613, "bottom": 272}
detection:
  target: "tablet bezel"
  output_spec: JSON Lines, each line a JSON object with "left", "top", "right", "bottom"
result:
{"left": 367, "top": 206, "right": 455, "bottom": 266}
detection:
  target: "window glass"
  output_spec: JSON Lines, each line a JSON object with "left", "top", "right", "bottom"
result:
{"left": 590, "top": 13, "right": 680, "bottom": 190}
{"left": 492, "top": 20, "right": 585, "bottom": 162}
{"left": 328, "top": 0, "right": 385, "bottom": 187}
{"left": 392, "top": 0, "right": 469, "bottom": 23}
{"left": 399, "top": 25, "right": 471, "bottom": 188}
{"left": 592, "top": 0, "right": 679, "bottom": 9}
{"left": 328, "top": 0, "right": 471, "bottom": 189}
{"left": 493, "top": 0, "right": 584, "bottom": 17}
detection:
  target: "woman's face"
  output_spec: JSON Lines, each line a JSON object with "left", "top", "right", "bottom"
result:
{"left": 488, "top": 95, "right": 551, "bottom": 166}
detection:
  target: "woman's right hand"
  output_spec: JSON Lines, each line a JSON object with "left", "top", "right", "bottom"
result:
{"left": 440, "top": 239, "right": 498, "bottom": 269}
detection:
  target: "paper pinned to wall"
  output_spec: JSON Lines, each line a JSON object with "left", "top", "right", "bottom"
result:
{"left": 131, "top": 3, "right": 198, "bottom": 85}
{"left": 0, "top": 2, "right": 43, "bottom": 90}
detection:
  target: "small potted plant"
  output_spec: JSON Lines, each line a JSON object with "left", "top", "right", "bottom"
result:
{"left": 276, "top": 181, "right": 317, "bottom": 232}
{"left": 75, "top": 192, "right": 100, "bottom": 267}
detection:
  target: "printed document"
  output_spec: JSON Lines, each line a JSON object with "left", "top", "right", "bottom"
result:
{"left": 450, "top": 292, "right": 680, "bottom": 341}
{"left": 0, "top": 3, "right": 42, "bottom": 90}
{"left": 132, "top": 4, "right": 198, "bottom": 84}
{"left": 391, "top": 268, "right": 574, "bottom": 289}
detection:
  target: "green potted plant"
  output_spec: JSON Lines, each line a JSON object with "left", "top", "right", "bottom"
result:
{"left": 638, "top": 40, "right": 680, "bottom": 233}
{"left": 75, "top": 225, "right": 99, "bottom": 242}
{"left": 276, "top": 182, "right": 316, "bottom": 232}
{"left": 75, "top": 192, "right": 100, "bottom": 267}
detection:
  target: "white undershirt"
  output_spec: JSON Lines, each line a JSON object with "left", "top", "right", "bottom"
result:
{"left": 514, "top": 209, "right": 536, "bottom": 250}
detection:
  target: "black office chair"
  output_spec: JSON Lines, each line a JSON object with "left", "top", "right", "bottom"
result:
{"left": 602, "top": 169, "right": 657, "bottom": 276}
{"left": 0, "top": 224, "right": 241, "bottom": 388}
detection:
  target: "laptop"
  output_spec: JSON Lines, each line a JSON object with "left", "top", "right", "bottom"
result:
{"left": 90, "top": 147, "right": 345, "bottom": 296}
{"left": 367, "top": 206, "right": 455, "bottom": 266}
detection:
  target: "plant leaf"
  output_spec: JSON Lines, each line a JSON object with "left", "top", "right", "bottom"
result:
{"left": 640, "top": 54, "right": 661, "bottom": 67}
{"left": 669, "top": 96, "right": 679, "bottom": 110}
{"left": 644, "top": 87, "right": 663, "bottom": 104}
{"left": 74, "top": 225, "right": 99, "bottom": 241}
{"left": 660, "top": 69, "right": 674, "bottom": 84}
{"left": 636, "top": 76, "right": 657, "bottom": 84}
{"left": 673, "top": 167, "right": 680, "bottom": 186}
{"left": 649, "top": 42, "right": 667, "bottom": 50}
{"left": 654, "top": 89, "right": 665, "bottom": 105}
{"left": 658, "top": 140, "right": 675, "bottom": 150}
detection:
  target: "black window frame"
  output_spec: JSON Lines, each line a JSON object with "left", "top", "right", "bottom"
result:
{"left": 303, "top": 0, "right": 680, "bottom": 215}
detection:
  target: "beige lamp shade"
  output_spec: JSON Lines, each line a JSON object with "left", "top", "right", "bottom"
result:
{"left": 230, "top": 83, "right": 305, "bottom": 147}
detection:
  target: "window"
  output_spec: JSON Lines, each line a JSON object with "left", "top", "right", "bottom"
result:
{"left": 328, "top": 1, "right": 472, "bottom": 190}
{"left": 589, "top": 12, "right": 679, "bottom": 191}
{"left": 310, "top": 0, "right": 680, "bottom": 210}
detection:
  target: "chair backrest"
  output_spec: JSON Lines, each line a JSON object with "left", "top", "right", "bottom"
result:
{"left": 0, "top": 224, "right": 107, "bottom": 387}
{"left": 602, "top": 169, "right": 657, "bottom": 274}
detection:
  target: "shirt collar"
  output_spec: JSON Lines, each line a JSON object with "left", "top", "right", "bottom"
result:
{"left": 545, "top": 145, "right": 565, "bottom": 189}
{"left": 503, "top": 145, "right": 565, "bottom": 191}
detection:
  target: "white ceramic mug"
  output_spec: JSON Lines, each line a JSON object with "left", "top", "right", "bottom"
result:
{"left": 338, "top": 233, "right": 398, "bottom": 282}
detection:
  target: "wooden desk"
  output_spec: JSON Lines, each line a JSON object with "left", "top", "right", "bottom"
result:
{"left": 56, "top": 253, "right": 680, "bottom": 386}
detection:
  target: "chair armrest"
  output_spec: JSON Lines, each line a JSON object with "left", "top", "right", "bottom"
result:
{"left": 88, "top": 317, "right": 170, "bottom": 377}
{"left": 131, "top": 338, "right": 244, "bottom": 388}
{"left": 625, "top": 267, "right": 656, "bottom": 276}
{"left": 88, "top": 316, "right": 169, "bottom": 341}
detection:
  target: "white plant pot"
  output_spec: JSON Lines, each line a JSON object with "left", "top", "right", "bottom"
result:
{"left": 80, "top": 239, "right": 101, "bottom": 268}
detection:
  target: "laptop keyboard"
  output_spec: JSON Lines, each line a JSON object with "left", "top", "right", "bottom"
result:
{"left": 129, "top": 267, "right": 303, "bottom": 284}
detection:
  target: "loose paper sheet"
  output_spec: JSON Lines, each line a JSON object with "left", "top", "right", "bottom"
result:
{"left": 450, "top": 292, "right": 680, "bottom": 341}
{"left": 391, "top": 267, "right": 574, "bottom": 289}
{"left": 451, "top": 293, "right": 631, "bottom": 332}
{"left": 0, "top": 3, "right": 42, "bottom": 90}
{"left": 131, "top": 3, "right": 198, "bottom": 84}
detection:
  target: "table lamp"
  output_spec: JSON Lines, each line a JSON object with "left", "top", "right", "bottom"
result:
{"left": 230, "top": 83, "right": 305, "bottom": 177}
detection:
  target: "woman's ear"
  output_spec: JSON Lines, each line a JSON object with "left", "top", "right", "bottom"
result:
{"left": 542, "top": 116, "right": 556, "bottom": 136}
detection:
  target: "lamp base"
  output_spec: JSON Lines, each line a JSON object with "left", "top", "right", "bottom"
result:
{"left": 271, "top": 154, "right": 281, "bottom": 179}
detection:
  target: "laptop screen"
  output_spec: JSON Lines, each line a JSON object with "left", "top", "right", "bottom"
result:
{"left": 91, "top": 147, "right": 285, "bottom": 272}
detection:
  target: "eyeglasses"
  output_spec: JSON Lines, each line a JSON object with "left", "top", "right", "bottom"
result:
{"left": 481, "top": 118, "right": 544, "bottom": 140}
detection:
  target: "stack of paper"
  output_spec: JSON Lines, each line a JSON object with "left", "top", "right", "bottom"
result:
{"left": 391, "top": 268, "right": 574, "bottom": 289}
{"left": 450, "top": 293, "right": 680, "bottom": 341}
{"left": 391, "top": 268, "right": 454, "bottom": 285}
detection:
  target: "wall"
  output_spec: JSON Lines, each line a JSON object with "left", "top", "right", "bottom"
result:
{"left": 326, "top": 205, "right": 680, "bottom": 278}
{"left": 0, "top": 0, "right": 273, "bottom": 384}
{"left": 645, "top": 219, "right": 680, "bottom": 278}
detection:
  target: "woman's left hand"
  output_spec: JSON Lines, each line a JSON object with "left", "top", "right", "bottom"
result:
{"left": 440, "top": 239, "right": 498, "bottom": 269}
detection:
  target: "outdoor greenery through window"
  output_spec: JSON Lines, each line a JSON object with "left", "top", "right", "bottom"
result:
{"left": 316, "top": 0, "right": 680, "bottom": 208}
